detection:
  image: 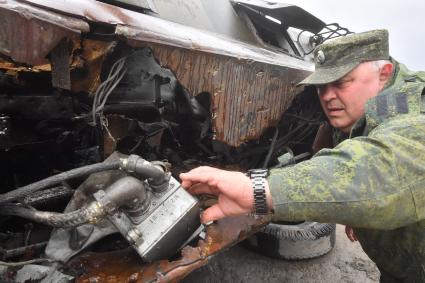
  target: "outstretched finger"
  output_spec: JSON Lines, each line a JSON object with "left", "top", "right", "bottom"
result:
{"left": 180, "top": 166, "right": 220, "bottom": 186}
{"left": 180, "top": 179, "right": 194, "bottom": 189}
{"left": 201, "top": 204, "right": 226, "bottom": 223}
{"left": 187, "top": 183, "right": 218, "bottom": 195}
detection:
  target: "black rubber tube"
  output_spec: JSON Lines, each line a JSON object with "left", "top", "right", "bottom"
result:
{"left": 0, "top": 202, "right": 104, "bottom": 228}
{"left": 0, "top": 160, "right": 121, "bottom": 204}
{"left": 134, "top": 162, "right": 164, "bottom": 184}
{"left": 121, "top": 156, "right": 168, "bottom": 191}
{"left": 103, "top": 176, "right": 148, "bottom": 211}
{"left": 262, "top": 128, "right": 279, "bottom": 169}
{"left": 0, "top": 176, "right": 148, "bottom": 228}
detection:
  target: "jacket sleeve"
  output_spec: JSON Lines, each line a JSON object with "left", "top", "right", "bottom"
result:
{"left": 268, "top": 114, "right": 425, "bottom": 230}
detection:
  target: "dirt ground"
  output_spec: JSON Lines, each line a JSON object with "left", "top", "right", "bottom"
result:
{"left": 183, "top": 225, "right": 380, "bottom": 283}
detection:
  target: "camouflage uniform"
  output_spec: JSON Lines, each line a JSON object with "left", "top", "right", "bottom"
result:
{"left": 268, "top": 30, "right": 425, "bottom": 282}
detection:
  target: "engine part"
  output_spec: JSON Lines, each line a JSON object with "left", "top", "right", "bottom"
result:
{"left": 94, "top": 175, "right": 200, "bottom": 262}
{"left": 120, "top": 154, "right": 171, "bottom": 192}
{"left": 45, "top": 155, "right": 132, "bottom": 262}
{"left": 40, "top": 153, "right": 200, "bottom": 263}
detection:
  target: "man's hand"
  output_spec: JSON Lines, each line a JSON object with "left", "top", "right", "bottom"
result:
{"left": 180, "top": 166, "right": 273, "bottom": 223}
{"left": 345, "top": 226, "right": 358, "bottom": 242}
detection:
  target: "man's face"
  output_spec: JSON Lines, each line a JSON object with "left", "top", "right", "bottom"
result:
{"left": 317, "top": 62, "right": 387, "bottom": 133}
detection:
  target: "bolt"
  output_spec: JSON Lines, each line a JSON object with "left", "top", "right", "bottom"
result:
{"left": 126, "top": 228, "right": 143, "bottom": 245}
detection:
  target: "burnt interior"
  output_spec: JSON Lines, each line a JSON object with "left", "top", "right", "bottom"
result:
{"left": 0, "top": 2, "right": 329, "bottom": 281}
{"left": 0, "top": 45, "right": 323, "bottom": 262}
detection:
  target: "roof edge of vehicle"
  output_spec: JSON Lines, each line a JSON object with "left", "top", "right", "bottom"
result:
{"left": 1, "top": 0, "right": 319, "bottom": 71}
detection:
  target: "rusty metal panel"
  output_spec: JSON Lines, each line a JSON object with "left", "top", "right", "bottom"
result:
{"left": 0, "top": 58, "right": 51, "bottom": 72}
{"left": 132, "top": 43, "right": 309, "bottom": 147}
{"left": 70, "top": 215, "right": 270, "bottom": 282}
{"left": 69, "top": 39, "right": 117, "bottom": 94}
{"left": 0, "top": 0, "right": 88, "bottom": 65}
{"left": 0, "top": 38, "right": 114, "bottom": 95}
{"left": 114, "top": 24, "right": 312, "bottom": 70}
{"left": 18, "top": 0, "right": 312, "bottom": 70}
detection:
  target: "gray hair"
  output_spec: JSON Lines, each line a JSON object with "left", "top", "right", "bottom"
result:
{"left": 371, "top": 59, "right": 393, "bottom": 72}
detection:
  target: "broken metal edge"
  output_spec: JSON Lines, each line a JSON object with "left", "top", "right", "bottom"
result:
{"left": 2, "top": 0, "right": 313, "bottom": 71}
{"left": 71, "top": 215, "right": 271, "bottom": 283}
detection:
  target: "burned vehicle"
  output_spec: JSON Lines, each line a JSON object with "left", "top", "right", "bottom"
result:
{"left": 0, "top": 0, "right": 351, "bottom": 282}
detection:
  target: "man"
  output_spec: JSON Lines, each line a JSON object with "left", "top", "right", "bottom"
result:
{"left": 180, "top": 29, "right": 425, "bottom": 282}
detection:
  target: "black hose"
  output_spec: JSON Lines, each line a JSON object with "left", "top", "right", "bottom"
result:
{"left": 0, "top": 202, "right": 104, "bottom": 228}
{"left": 23, "top": 185, "right": 74, "bottom": 207}
{"left": 121, "top": 155, "right": 169, "bottom": 192}
{"left": 135, "top": 162, "right": 164, "bottom": 183}
{"left": 0, "top": 176, "right": 148, "bottom": 228}
{"left": 102, "top": 176, "right": 149, "bottom": 212}
{"left": 262, "top": 128, "right": 279, "bottom": 169}
{"left": 0, "top": 160, "right": 121, "bottom": 204}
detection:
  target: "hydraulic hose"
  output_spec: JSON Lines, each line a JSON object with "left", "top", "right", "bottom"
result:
{"left": 120, "top": 155, "right": 169, "bottom": 192}
{"left": 0, "top": 176, "right": 148, "bottom": 228}
{"left": 0, "top": 160, "right": 122, "bottom": 204}
{"left": 0, "top": 154, "right": 169, "bottom": 204}
{"left": 0, "top": 202, "right": 105, "bottom": 228}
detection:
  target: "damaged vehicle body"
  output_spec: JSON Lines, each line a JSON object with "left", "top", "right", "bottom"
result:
{"left": 0, "top": 0, "right": 351, "bottom": 282}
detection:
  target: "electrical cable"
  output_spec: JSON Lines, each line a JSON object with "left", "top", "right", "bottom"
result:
{"left": 262, "top": 128, "right": 279, "bottom": 169}
{"left": 91, "top": 56, "right": 128, "bottom": 126}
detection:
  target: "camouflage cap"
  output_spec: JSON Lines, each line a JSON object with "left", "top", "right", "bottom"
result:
{"left": 299, "top": 29, "right": 390, "bottom": 85}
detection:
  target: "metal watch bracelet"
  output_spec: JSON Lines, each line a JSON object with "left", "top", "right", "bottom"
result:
{"left": 247, "top": 169, "right": 269, "bottom": 215}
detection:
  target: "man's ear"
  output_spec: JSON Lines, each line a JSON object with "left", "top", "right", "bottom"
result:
{"left": 379, "top": 63, "right": 394, "bottom": 82}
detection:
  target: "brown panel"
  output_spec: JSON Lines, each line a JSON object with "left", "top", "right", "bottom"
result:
{"left": 0, "top": 2, "right": 88, "bottom": 66}
{"left": 141, "top": 43, "right": 310, "bottom": 147}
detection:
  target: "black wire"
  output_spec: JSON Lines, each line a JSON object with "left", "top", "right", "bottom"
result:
{"left": 262, "top": 128, "right": 279, "bottom": 169}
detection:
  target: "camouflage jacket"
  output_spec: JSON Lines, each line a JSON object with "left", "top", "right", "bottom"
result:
{"left": 268, "top": 61, "right": 425, "bottom": 282}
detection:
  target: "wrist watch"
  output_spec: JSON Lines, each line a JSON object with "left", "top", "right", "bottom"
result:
{"left": 247, "top": 169, "right": 269, "bottom": 215}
